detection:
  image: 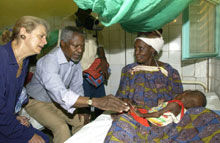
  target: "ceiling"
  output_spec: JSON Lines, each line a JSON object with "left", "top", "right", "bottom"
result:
{"left": 0, "top": 0, "right": 77, "bottom": 29}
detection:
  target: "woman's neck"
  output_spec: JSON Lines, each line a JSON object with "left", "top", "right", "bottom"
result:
{"left": 141, "top": 58, "right": 156, "bottom": 66}
{"left": 11, "top": 40, "right": 27, "bottom": 63}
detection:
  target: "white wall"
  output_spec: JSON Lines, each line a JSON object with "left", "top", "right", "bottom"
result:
{"left": 210, "top": 59, "right": 220, "bottom": 97}
{"left": 103, "top": 14, "right": 210, "bottom": 95}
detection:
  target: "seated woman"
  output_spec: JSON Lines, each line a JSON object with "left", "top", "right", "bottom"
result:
{"left": 104, "top": 31, "right": 220, "bottom": 143}
{"left": 115, "top": 30, "right": 183, "bottom": 107}
{"left": 105, "top": 30, "right": 183, "bottom": 141}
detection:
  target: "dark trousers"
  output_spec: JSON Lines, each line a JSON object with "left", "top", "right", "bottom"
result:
{"left": 83, "top": 78, "right": 106, "bottom": 118}
{"left": 0, "top": 126, "right": 49, "bottom": 143}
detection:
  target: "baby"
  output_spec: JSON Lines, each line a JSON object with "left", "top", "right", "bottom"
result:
{"left": 130, "top": 90, "right": 207, "bottom": 127}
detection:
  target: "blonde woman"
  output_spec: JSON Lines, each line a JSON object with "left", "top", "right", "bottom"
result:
{"left": 0, "top": 16, "right": 49, "bottom": 143}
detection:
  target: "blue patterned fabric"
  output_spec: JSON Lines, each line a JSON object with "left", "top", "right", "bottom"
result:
{"left": 115, "top": 62, "right": 183, "bottom": 108}
{"left": 104, "top": 62, "right": 220, "bottom": 142}
{"left": 105, "top": 108, "right": 220, "bottom": 143}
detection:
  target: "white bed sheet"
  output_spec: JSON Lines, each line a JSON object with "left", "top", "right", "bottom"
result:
{"left": 65, "top": 113, "right": 113, "bottom": 143}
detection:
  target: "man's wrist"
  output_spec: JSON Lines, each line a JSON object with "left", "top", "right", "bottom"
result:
{"left": 87, "top": 97, "right": 93, "bottom": 106}
{"left": 91, "top": 98, "right": 98, "bottom": 108}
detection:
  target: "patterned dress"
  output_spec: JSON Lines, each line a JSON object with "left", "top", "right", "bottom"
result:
{"left": 104, "top": 63, "right": 220, "bottom": 143}
{"left": 114, "top": 62, "right": 183, "bottom": 108}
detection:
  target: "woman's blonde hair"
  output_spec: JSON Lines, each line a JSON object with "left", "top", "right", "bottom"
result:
{"left": 11, "top": 16, "right": 49, "bottom": 40}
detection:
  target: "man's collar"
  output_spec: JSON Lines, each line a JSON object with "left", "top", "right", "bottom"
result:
{"left": 56, "top": 46, "right": 68, "bottom": 65}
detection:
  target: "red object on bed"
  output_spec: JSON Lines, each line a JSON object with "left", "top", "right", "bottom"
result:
{"left": 129, "top": 109, "right": 150, "bottom": 127}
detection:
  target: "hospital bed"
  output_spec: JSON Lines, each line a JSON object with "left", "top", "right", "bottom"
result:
{"left": 65, "top": 92, "right": 220, "bottom": 143}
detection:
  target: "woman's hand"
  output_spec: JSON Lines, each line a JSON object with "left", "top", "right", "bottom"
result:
{"left": 78, "top": 113, "right": 91, "bottom": 125}
{"left": 77, "top": 108, "right": 91, "bottom": 125}
{"left": 16, "top": 116, "right": 30, "bottom": 127}
{"left": 28, "top": 134, "right": 45, "bottom": 143}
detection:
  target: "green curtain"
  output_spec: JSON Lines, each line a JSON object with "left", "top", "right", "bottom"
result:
{"left": 1, "top": 0, "right": 193, "bottom": 48}
{"left": 36, "top": 29, "right": 59, "bottom": 59}
{"left": 74, "top": 0, "right": 192, "bottom": 33}
{"left": 44, "top": 29, "right": 59, "bottom": 48}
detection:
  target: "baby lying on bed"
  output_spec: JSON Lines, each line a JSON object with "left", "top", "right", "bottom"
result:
{"left": 129, "top": 90, "right": 207, "bottom": 127}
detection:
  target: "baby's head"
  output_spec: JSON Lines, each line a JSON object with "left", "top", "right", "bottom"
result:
{"left": 175, "top": 90, "right": 207, "bottom": 109}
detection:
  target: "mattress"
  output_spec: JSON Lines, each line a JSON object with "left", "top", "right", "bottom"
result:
{"left": 205, "top": 92, "right": 220, "bottom": 115}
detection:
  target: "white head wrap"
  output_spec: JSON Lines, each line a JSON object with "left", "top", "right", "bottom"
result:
{"left": 135, "top": 31, "right": 164, "bottom": 54}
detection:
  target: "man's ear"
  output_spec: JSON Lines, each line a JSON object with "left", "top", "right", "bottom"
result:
{"left": 60, "top": 40, "right": 66, "bottom": 48}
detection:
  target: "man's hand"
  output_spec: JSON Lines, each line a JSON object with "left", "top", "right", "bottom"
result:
{"left": 28, "top": 134, "right": 45, "bottom": 143}
{"left": 119, "top": 98, "right": 136, "bottom": 111}
{"left": 93, "top": 95, "right": 130, "bottom": 113}
{"left": 96, "top": 58, "right": 109, "bottom": 83}
{"left": 16, "top": 116, "right": 30, "bottom": 127}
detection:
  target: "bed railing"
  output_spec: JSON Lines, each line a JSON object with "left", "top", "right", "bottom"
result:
{"left": 182, "top": 80, "right": 208, "bottom": 92}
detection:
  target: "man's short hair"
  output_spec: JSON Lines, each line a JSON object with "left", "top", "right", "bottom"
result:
{"left": 60, "top": 26, "right": 84, "bottom": 43}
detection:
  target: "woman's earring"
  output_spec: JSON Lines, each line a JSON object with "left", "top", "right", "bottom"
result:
{"left": 20, "top": 35, "right": 26, "bottom": 39}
